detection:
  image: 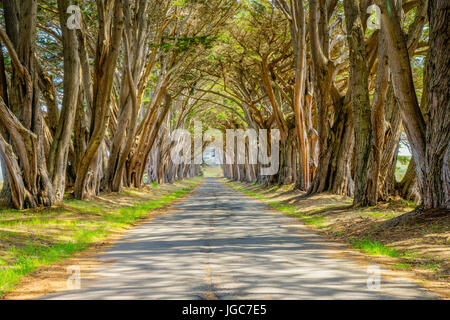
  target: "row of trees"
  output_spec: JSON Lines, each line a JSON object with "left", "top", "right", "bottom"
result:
{"left": 0, "top": 0, "right": 448, "bottom": 215}
{"left": 0, "top": 0, "right": 236, "bottom": 208}
{"left": 210, "top": 0, "right": 448, "bottom": 214}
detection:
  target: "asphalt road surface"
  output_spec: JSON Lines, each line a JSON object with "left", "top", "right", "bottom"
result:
{"left": 44, "top": 178, "right": 436, "bottom": 300}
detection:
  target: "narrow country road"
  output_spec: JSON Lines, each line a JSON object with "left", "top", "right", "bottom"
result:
{"left": 44, "top": 178, "right": 436, "bottom": 300}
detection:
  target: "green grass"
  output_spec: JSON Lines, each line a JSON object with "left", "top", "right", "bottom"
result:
{"left": 355, "top": 206, "right": 399, "bottom": 220}
{"left": 356, "top": 244, "right": 443, "bottom": 272}
{"left": 105, "top": 188, "right": 194, "bottom": 226}
{"left": 226, "top": 182, "right": 326, "bottom": 227}
{"left": 393, "top": 259, "right": 442, "bottom": 272}
{"left": 393, "top": 262, "right": 412, "bottom": 270}
{"left": 0, "top": 179, "right": 202, "bottom": 296}
{"left": 395, "top": 155, "right": 411, "bottom": 180}
{"left": 302, "top": 216, "right": 326, "bottom": 226}
{"left": 0, "top": 242, "right": 90, "bottom": 295}
{"left": 419, "top": 261, "right": 441, "bottom": 271}
{"left": 350, "top": 239, "right": 402, "bottom": 257}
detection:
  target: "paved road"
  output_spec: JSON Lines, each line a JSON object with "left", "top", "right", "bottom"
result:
{"left": 44, "top": 178, "right": 436, "bottom": 299}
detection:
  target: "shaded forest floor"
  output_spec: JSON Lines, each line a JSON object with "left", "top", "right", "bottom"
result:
{"left": 225, "top": 179, "right": 449, "bottom": 299}
{"left": 0, "top": 177, "right": 203, "bottom": 298}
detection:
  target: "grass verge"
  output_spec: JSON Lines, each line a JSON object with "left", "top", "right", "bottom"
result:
{"left": 225, "top": 182, "right": 326, "bottom": 227}
{"left": 350, "top": 239, "right": 402, "bottom": 257}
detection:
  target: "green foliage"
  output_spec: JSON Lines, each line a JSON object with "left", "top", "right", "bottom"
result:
{"left": 395, "top": 155, "right": 411, "bottom": 180}
{"left": 155, "top": 35, "right": 217, "bottom": 53}
{"left": 393, "top": 262, "right": 411, "bottom": 270}
{"left": 350, "top": 239, "right": 401, "bottom": 257}
{"left": 397, "top": 155, "right": 411, "bottom": 166}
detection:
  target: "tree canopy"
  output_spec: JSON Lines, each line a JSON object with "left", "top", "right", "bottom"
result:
{"left": 0, "top": 0, "right": 448, "bottom": 219}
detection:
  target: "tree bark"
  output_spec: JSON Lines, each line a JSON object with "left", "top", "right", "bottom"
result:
{"left": 47, "top": 0, "right": 80, "bottom": 201}
{"left": 0, "top": 0, "right": 55, "bottom": 208}
{"left": 377, "top": 0, "right": 450, "bottom": 210}
{"left": 344, "top": 0, "right": 373, "bottom": 206}
{"left": 376, "top": 0, "right": 427, "bottom": 197}
{"left": 308, "top": 0, "right": 354, "bottom": 197}
{"left": 74, "top": 1, "right": 124, "bottom": 199}
{"left": 424, "top": 0, "right": 450, "bottom": 209}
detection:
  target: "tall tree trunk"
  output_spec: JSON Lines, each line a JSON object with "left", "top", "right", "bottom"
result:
{"left": 344, "top": 0, "right": 373, "bottom": 206}
{"left": 275, "top": 0, "right": 310, "bottom": 190}
{"left": 367, "top": 32, "right": 389, "bottom": 204}
{"left": 0, "top": 0, "right": 55, "bottom": 208}
{"left": 74, "top": 1, "right": 124, "bottom": 199}
{"left": 127, "top": 94, "right": 171, "bottom": 188}
{"left": 0, "top": 41, "right": 11, "bottom": 202}
{"left": 308, "top": 102, "right": 355, "bottom": 196}
{"left": 376, "top": 0, "right": 427, "bottom": 199}
{"left": 47, "top": 0, "right": 80, "bottom": 201}
{"left": 377, "top": 0, "right": 449, "bottom": 210}
{"left": 397, "top": 158, "right": 419, "bottom": 201}
{"left": 308, "top": 0, "right": 354, "bottom": 197}
{"left": 378, "top": 89, "right": 403, "bottom": 199}
{"left": 424, "top": 0, "right": 450, "bottom": 209}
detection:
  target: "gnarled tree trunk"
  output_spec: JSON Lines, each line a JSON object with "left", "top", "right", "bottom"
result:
{"left": 344, "top": 0, "right": 373, "bottom": 206}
